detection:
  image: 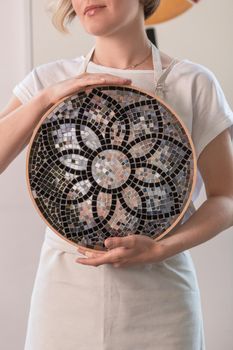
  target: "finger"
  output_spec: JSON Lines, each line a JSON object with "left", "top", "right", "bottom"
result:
{"left": 75, "top": 247, "right": 126, "bottom": 266}
{"left": 77, "top": 74, "right": 131, "bottom": 83}
{"left": 81, "top": 72, "right": 132, "bottom": 80}
{"left": 75, "top": 255, "right": 110, "bottom": 266}
{"left": 75, "top": 252, "right": 104, "bottom": 265}
{"left": 105, "top": 234, "right": 137, "bottom": 250}
{"left": 82, "top": 78, "right": 132, "bottom": 86}
{"left": 112, "top": 251, "right": 152, "bottom": 268}
{"left": 76, "top": 246, "right": 105, "bottom": 257}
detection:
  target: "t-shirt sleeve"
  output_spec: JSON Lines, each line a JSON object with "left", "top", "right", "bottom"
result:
{"left": 191, "top": 65, "right": 233, "bottom": 160}
{"left": 12, "top": 66, "right": 44, "bottom": 105}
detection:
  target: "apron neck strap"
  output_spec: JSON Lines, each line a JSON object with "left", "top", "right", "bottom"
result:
{"left": 81, "top": 42, "right": 179, "bottom": 96}
{"left": 82, "top": 45, "right": 95, "bottom": 72}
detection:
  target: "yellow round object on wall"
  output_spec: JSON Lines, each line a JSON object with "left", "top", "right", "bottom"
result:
{"left": 145, "top": 0, "right": 200, "bottom": 25}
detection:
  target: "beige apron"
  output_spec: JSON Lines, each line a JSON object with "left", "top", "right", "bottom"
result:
{"left": 24, "top": 42, "right": 205, "bottom": 350}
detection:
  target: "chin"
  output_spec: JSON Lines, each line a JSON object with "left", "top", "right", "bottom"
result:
{"left": 84, "top": 24, "right": 113, "bottom": 37}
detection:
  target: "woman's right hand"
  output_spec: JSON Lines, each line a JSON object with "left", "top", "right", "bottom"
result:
{"left": 43, "top": 73, "right": 132, "bottom": 107}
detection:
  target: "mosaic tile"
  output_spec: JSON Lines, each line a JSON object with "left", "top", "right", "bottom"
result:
{"left": 27, "top": 85, "right": 196, "bottom": 251}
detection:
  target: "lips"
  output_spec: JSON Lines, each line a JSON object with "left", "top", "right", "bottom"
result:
{"left": 84, "top": 4, "right": 106, "bottom": 15}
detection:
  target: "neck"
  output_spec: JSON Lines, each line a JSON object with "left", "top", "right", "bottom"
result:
{"left": 92, "top": 23, "right": 153, "bottom": 70}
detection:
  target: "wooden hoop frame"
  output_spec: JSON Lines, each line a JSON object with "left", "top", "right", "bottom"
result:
{"left": 26, "top": 83, "right": 197, "bottom": 253}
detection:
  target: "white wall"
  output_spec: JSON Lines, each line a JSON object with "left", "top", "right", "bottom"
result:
{"left": 0, "top": 0, "right": 232, "bottom": 349}
{"left": 0, "top": 1, "right": 39, "bottom": 349}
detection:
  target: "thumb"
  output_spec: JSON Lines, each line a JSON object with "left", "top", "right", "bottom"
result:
{"left": 105, "top": 234, "right": 135, "bottom": 249}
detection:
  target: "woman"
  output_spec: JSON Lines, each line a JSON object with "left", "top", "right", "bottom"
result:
{"left": 1, "top": 0, "right": 233, "bottom": 349}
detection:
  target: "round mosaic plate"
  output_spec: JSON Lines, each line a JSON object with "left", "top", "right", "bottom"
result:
{"left": 26, "top": 85, "right": 197, "bottom": 251}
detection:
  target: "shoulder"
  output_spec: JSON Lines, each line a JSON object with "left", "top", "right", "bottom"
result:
{"left": 172, "top": 59, "right": 218, "bottom": 87}
{"left": 35, "top": 55, "right": 84, "bottom": 72}
{"left": 165, "top": 58, "right": 222, "bottom": 102}
{"left": 160, "top": 49, "right": 216, "bottom": 81}
{"left": 33, "top": 55, "right": 85, "bottom": 83}
{"left": 12, "top": 55, "right": 85, "bottom": 103}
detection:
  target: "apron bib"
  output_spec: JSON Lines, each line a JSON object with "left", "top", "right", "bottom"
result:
{"left": 24, "top": 42, "right": 205, "bottom": 350}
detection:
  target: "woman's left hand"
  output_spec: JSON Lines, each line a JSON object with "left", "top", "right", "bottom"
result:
{"left": 75, "top": 234, "right": 164, "bottom": 268}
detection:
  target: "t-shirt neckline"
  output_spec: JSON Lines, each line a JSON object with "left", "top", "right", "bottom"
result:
{"left": 80, "top": 55, "right": 181, "bottom": 74}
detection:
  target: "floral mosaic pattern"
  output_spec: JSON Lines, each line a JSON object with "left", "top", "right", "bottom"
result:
{"left": 27, "top": 86, "right": 195, "bottom": 250}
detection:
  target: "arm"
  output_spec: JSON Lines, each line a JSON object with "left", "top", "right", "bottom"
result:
{"left": 75, "top": 127, "right": 233, "bottom": 267}
{"left": 0, "top": 91, "right": 52, "bottom": 174}
{"left": 157, "top": 127, "right": 233, "bottom": 260}
{"left": 0, "top": 73, "right": 131, "bottom": 175}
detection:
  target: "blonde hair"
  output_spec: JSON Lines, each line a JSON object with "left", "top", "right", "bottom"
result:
{"left": 48, "top": 0, "right": 160, "bottom": 34}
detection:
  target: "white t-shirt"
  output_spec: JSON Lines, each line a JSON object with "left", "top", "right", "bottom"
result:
{"left": 12, "top": 55, "right": 233, "bottom": 223}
